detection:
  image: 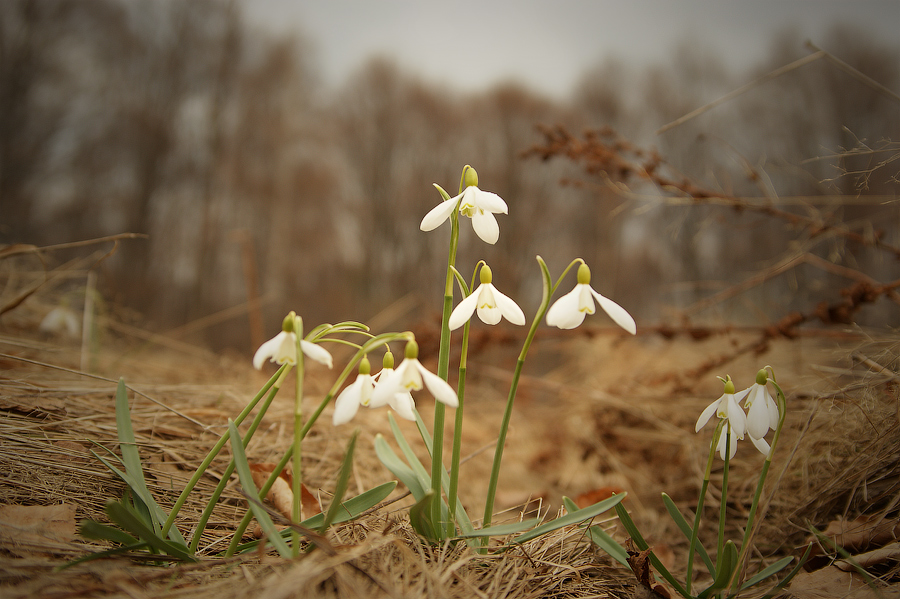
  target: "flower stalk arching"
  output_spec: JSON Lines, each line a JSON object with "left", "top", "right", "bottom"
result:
{"left": 481, "top": 256, "right": 584, "bottom": 532}
{"left": 686, "top": 418, "right": 725, "bottom": 594}
{"left": 727, "top": 368, "right": 788, "bottom": 594}
{"left": 429, "top": 166, "right": 469, "bottom": 536}
{"left": 225, "top": 331, "right": 413, "bottom": 556}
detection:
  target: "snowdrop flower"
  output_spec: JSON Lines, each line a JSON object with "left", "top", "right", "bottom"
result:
{"left": 368, "top": 351, "right": 417, "bottom": 421}
{"left": 253, "top": 312, "right": 333, "bottom": 370}
{"left": 40, "top": 305, "right": 81, "bottom": 338}
{"left": 741, "top": 369, "right": 780, "bottom": 441}
{"left": 420, "top": 166, "right": 509, "bottom": 244}
{"left": 449, "top": 264, "right": 525, "bottom": 330}
{"left": 333, "top": 358, "right": 375, "bottom": 425}
{"left": 371, "top": 341, "right": 458, "bottom": 409}
{"left": 546, "top": 263, "right": 636, "bottom": 334}
{"left": 695, "top": 375, "right": 750, "bottom": 460}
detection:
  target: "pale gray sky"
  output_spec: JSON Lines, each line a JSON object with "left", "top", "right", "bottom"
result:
{"left": 243, "top": 1, "right": 899, "bottom": 98}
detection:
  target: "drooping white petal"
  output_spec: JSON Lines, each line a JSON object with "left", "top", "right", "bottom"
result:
{"left": 546, "top": 286, "right": 588, "bottom": 329}
{"left": 253, "top": 331, "right": 295, "bottom": 369}
{"left": 748, "top": 433, "right": 771, "bottom": 456}
{"left": 695, "top": 396, "right": 722, "bottom": 432}
{"left": 415, "top": 361, "right": 459, "bottom": 408}
{"left": 475, "top": 285, "right": 502, "bottom": 325}
{"left": 301, "top": 340, "right": 333, "bottom": 369}
{"left": 474, "top": 189, "right": 508, "bottom": 214}
{"left": 448, "top": 290, "right": 481, "bottom": 330}
{"left": 370, "top": 365, "right": 408, "bottom": 407}
{"left": 471, "top": 210, "right": 500, "bottom": 244}
{"left": 493, "top": 286, "right": 526, "bottom": 325}
{"left": 333, "top": 378, "right": 364, "bottom": 425}
{"left": 420, "top": 198, "right": 458, "bottom": 231}
{"left": 387, "top": 392, "right": 417, "bottom": 421}
{"left": 717, "top": 427, "right": 739, "bottom": 460}
{"left": 744, "top": 385, "right": 771, "bottom": 440}
{"left": 766, "top": 393, "right": 780, "bottom": 430}
{"left": 369, "top": 368, "right": 394, "bottom": 408}
{"left": 591, "top": 289, "right": 637, "bottom": 334}
{"left": 723, "top": 394, "right": 746, "bottom": 438}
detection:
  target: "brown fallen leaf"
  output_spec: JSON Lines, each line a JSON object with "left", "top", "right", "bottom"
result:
{"left": 788, "top": 566, "right": 895, "bottom": 599}
{"left": 0, "top": 504, "right": 77, "bottom": 557}
{"left": 625, "top": 538, "right": 673, "bottom": 599}
{"left": 835, "top": 542, "right": 900, "bottom": 571}
{"left": 249, "top": 463, "right": 321, "bottom": 522}
{"left": 816, "top": 515, "right": 900, "bottom": 555}
{"left": 574, "top": 486, "right": 626, "bottom": 509}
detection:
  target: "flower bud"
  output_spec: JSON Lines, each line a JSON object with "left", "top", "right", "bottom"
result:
{"left": 382, "top": 351, "right": 395, "bottom": 369}
{"left": 359, "top": 356, "right": 371, "bottom": 375}
{"left": 404, "top": 340, "right": 419, "bottom": 360}
{"left": 463, "top": 165, "right": 478, "bottom": 188}
{"left": 281, "top": 311, "right": 296, "bottom": 333}
{"left": 722, "top": 375, "right": 735, "bottom": 395}
{"left": 576, "top": 262, "right": 591, "bottom": 285}
{"left": 480, "top": 263, "right": 493, "bottom": 285}
{"left": 755, "top": 369, "right": 768, "bottom": 385}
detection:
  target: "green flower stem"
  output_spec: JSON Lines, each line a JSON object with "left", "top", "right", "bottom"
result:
{"left": 482, "top": 257, "right": 582, "bottom": 531}
{"left": 448, "top": 319, "right": 471, "bottom": 524}
{"left": 431, "top": 181, "right": 463, "bottom": 537}
{"left": 687, "top": 419, "right": 724, "bottom": 594}
{"left": 190, "top": 375, "right": 283, "bottom": 553}
{"left": 225, "top": 333, "right": 409, "bottom": 556}
{"left": 161, "top": 362, "right": 290, "bottom": 539}
{"left": 292, "top": 316, "right": 305, "bottom": 557}
{"left": 727, "top": 377, "right": 787, "bottom": 594}
{"left": 718, "top": 425, "right": 732, "bottom": 571}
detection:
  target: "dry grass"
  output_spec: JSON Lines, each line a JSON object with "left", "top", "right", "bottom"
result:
{"left": 1, "top": 257, "right": 899, "bottom": 598}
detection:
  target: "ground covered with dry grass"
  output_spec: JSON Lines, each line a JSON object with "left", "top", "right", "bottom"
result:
{"left": 1, "top": 283, "right": 899, "bottom": 598}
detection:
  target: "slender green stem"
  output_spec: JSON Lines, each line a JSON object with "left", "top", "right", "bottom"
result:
{"left": 718, "top": 425, "right": 731, "bottom": 570}
{"left": 728, "top": 378, "right": 787, "bottom": 594}
{"left": 687, "top": 419, "right": 723, "bottom": 594}
{"left": 482, "top": 257, "right": 580, "bottom": 531}
{"left": 190, "top": 376, "right": 283, "bottom": 553}
{"left": 448, "top": 320, "right": 470, "bottom": 524}
{"left": 292, "top": 317, "right": 305, "bottom": 557}
{"left": 431, "top": 186, "right": 462, "bottom": 537}
{"left": 162, "top": 363, "right": 289, "bottom": 539}
{"left": 224, "top": 333, "right": 409, "bottom": 556}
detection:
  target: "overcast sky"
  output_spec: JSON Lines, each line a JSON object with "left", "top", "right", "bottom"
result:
{"left": 242, "top": 0, "right": 900, "bottom": 99}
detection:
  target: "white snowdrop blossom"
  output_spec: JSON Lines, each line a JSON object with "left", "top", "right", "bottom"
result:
{"left": 695, "top": 375, "right": 750, "bottom": 460}
{"left": 333, "top": 358, "right": 375, "bottom": 425}
{"left": 546, "top": 263, "right": 636, "bottom": 334}
{"left": 368, "top": 352, "right": 417, "bottom": 421}
{"left": 40, "top": 305, "right": 81, "bottom": 338}
{"left": 449, "top": 264, "right": 525, "bottom": 330}
{"left": 420, "top": 167, "right": 509, "bottom": 244}
{"left": 370, "top": 342, "right": 458, "bottom": 409}
{"left": 741, "top": 369, "right": 780, "bottom": 442}
{"left": 252, "top": 313, "right": 333, "bottom": 370}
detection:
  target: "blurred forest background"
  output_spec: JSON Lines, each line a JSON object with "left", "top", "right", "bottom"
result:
{"left": 1, "top": 0, "right": 897, "bottom": 351}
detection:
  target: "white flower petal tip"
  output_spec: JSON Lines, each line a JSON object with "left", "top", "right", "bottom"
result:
{"left": 301, "top": 340, "right": 333, "bottom": 369}
{"left": 449, "top": 283, "right": 525, "bottom": 330}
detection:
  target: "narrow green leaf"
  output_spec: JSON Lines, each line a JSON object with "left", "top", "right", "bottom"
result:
{"left": 374, "top": 434, "right": 425, "bottom": 500}
{"left": 456, "top": 518, "right": 540, "bottom": 538}
{"left": 740, "top": 556, "right": 794, "bottom": 590}
{"left": 105, "top": 501, "right": 196, "bottom": 562}
{"left": 513, "top": 493, "right": 625, "bottom": 544}
{"left": 662, "top": 492, "right": 715, "bottom": 576}
{"left": 433, "top": 183, "right": 452, "bottom": 201}
{"left": 615, "top": 502, "right": 692, "bottom": 599}
{"left": 389, "top": 414, "right": 432, "bottom": 491}
{"left": 562, "top": 497, "right": 630, "bottom": 568}
{"left": 78, "top": 520, "right": 140, "bottom": 546}
{"left": 300, "top": 481, "right": 397, "bottom": 529}
{"left": 320, "top": 430, "right": 358, "bottom": 532}
{"left": 759, "top": 544, "right": 812, "bottom": 599}
{"left": 227, "top": 421, "right": 292, "bottom": 558}
{"left": 699, "top": 540, "right": 737, "bottom": 599}
{"left": 409, "top": 489, "right": 439, "bottom": 541}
